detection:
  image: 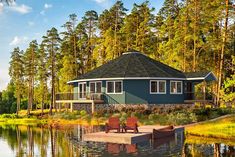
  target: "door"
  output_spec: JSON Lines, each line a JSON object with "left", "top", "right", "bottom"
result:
{"left": 185, "top": 82, "right": 193, "bottom": 100}
{"left": 79, "top": 83, "right": 86, "bottom": 99}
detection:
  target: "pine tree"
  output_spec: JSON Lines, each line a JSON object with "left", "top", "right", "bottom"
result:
{"left": 43, "top": 28, "right": 61, "bottom": 115}
{"left": 9, "top": 47, "right": 24, "bottom": 115}
{"left": 24, "top": 40, "right": 38, "bottom": 115}
{"left": 61, "top": 14, "right": 79, "bottom": 78}
{"left": 122, "top": 1, "right": 155, "bottom": 55}
{"left": 94, "top": 1, "right": 127, "bottom": 66}
{"left": 37, "top": 43, "right": 48, "bottom": 114}
{"left": 60, "top": 14, "right": 79, "bottom": 92}
{"left": 82, "top": 10, "right": 98, "bottom": 71}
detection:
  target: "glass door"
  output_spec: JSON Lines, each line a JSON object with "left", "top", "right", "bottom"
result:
{"left": 79, "top": 83, "right": 86, "bottom": 99}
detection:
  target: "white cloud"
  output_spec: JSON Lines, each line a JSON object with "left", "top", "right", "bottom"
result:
{"left": 92, "top": 0, "right": 111, "bottom": 8}
{"left": 9, "top": 2, "right": 32, "bottom": 14}
{"left": 40, "top": 10, "right": 45, "bottom": 15}
{"left": 94, "top": 0, "right": 107, "bottom": 3}
{"left": 44, "top": 3, "right": 52, "bottom": 9}
{"left": 0, "top": 3, "right": 3, "bottom": 13}
{"left": 9, "top": 36, "right": 28, "bottom": 46}
{"left": 28, "top": 21, "right": 34, "bottom": 26}
{"left": 0, "top": 69, "right": 10, "bottom": 91}
{"left": 40, "top": 3, "right": 52, "bottom": 16}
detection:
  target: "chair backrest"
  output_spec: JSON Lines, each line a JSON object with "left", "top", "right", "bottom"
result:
{"left": 108, "top": 117, "right": 120, "bottom": 128}
{"left": 126, "top": 117, "right": 138, "bottom": 127}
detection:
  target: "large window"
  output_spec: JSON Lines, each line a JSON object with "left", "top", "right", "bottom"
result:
{"left": 106, "top": 81, "right": 123, "bottom": 94}
{"left": 170, "top": 81, "right": 182, "bottom": 94}
{"left": 89, "top": 81, "right": 102, "bottom": 93}
{"left": 150, "top": 80, "right": 166, "bottom": 94}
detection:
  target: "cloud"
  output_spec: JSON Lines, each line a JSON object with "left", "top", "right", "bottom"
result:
{"left": 94, "top": 0, "right": 107, "bottom": 3}
{"left": 28, "top": 21, "right": 34, "bottom": 26}
{"left": 9, "top": 36, "right": 28, "bottom": 46}
{"left": 40, "top": 10, "right": 45, "bottom": 15}
{"left": 44, "top": 3, "right": 52, "bottom": 9}
{"left": 0, "top": 3, "right": 3, "bottom": 13}
{"left": 40, "top": 3, "right": 52, "bottom": 16}
{"left": 9, "top": 2, "right": 32, "bottom": 14}
{"left": 92, "top": 0, "right": 111, "bottom": 8}
{"left": 0, "top": 69, "right": 10, "bottom": 91}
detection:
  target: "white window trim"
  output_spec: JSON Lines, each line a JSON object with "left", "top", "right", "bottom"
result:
{"left": 89, "top": 81, "right": 102, "bottom": 93}
{"left": 106, "top": 80, "right": 123, "bottom": 94}
{"left": 150, "top": 80, "right": 166, "bottom": 94}
{"left": 170, "top": 81, "right": 183, "bottom": 94}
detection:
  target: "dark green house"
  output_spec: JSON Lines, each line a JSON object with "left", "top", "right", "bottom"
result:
{"left": 56, "top": 51, "right": 216, "bottom": 111}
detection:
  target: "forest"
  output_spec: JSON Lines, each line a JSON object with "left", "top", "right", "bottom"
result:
{"left": 1, "top": 0, "right": 235, "bottom": 115}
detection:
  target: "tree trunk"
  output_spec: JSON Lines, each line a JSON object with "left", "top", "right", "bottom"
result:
{"left": 16, "top": 92, "right": 20, "bottom": 115}
{"left": 217, "top": 0, "right": 229, "bottom": 106}
{"left": 193, "top": 0, "right": 198, "bottom": 72}
{"left": 27, "top": 80, "right": 31, "bottom": 115}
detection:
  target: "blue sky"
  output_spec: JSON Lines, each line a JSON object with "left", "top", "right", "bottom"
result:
{"left": 0, "top": 0, "right": 164, "bottom": 91}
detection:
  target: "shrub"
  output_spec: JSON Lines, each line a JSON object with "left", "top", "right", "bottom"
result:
{"left": 0, "top": 113, "right": 18, "bottom": 119}
{"left": 166, "top": 112, "right": 197, "bottom": 125}
{"left": 80, "top": 110, "right": 87, "bottom": 117}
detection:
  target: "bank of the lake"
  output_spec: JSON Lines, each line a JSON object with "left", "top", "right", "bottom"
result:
{"left": 186, "top": 114, "right": 235, "bottom": 139}
{"left": 0, "top": 107, "right": 234, "bottom": 129}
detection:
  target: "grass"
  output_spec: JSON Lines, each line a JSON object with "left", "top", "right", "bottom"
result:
{"left": 185, "top": 134, "right": 235, "bottom": 146}
{"left": 186, "top": 114, "right": 235, "bottom": 139}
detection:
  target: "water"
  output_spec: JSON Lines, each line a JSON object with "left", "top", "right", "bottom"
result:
{"left": 0, "top": 125, "right": 234, "bottom": 157}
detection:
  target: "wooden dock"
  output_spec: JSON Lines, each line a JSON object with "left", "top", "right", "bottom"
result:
{"left": 83, "top": 125, "right": 184, "bottom": 144}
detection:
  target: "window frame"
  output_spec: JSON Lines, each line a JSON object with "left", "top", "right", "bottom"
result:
{"left": 106, "top": 80, "right": 123, "bottom": 94}
{"left": 170, "top": 81, "right": 183, "bottom": 94}
{"left": 150, "top": 80, "right": 166, "bottom": 94}
{"left": 89, "top": 81, "right": 102, "bottom": 93}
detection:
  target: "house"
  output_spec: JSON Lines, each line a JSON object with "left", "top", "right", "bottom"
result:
{"left": 56, "top": 51, "right": 217, "bottom": 112}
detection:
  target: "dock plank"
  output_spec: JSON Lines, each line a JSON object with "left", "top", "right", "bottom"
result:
{"left": 84, "top": 131, "right": 152, "bottom": 144}
{"left": 83, "top": 126, "right": 184, "bottom": 144}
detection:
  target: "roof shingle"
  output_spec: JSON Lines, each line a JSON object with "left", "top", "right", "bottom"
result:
{"left": 75, "top": 51, "right": 186, "bottom": 80}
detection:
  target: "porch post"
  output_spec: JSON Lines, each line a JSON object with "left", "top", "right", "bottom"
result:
{"left": 91, "top": 101, "right": 95, "bottom": 114}
{"left": 59, "top": 103, "right": 61, "bottom": 112}
{"left": 203, "top": 81, "right": 206, "bottom": 101}
{"left": 70, "top": 102, "right": 73, "bottom": 112}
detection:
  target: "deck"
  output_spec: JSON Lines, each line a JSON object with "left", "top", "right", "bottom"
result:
{"left": 83, "top": 125, "right": 184, "bottom": 144}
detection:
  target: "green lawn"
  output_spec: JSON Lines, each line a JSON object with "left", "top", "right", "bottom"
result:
{"left": 186, "top": 114, "right": 235, "bottom": 139}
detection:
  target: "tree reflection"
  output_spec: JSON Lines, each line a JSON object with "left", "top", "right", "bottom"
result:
{"left": 0, "top": 125, "right": 235, "bottom": 157}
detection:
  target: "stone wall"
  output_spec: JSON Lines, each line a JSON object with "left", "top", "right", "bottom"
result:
{"left": 73, "top": 103, "right": 194, "bottom": 113}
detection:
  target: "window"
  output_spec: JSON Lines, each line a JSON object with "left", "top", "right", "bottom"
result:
{"left": 96, "top": 82, "right": 102, "bottom": 93}
{"left": 150, "top": 80, "right": 166, "bottom": 94}
{"left": 90, "top": 82, "right": 95, "bottom": 93}
{"left": 106, "top": 81, "right": 123, "bottom": 94}
{"left": 107, "top": 82, "right": 114, "bottom": 93}
{"left": 115, "top": 81, "right": 122, "bottom": 93}
{"left": 170, "top": 81, "right": 182, "bottom": 94}
{"left": 89, "top": 81, "right": 102, "bottom": 93}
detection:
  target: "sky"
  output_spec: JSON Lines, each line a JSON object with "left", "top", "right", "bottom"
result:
{"left": 0, "top": 0, "right": 164, "bottom": 91}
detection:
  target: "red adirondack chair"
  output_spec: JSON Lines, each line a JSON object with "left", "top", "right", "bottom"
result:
{"left": 105, "top": 117, "right": 121, "bottom": 133}
{"left": 123, "top": 117, "right": 139, "bottom": 133}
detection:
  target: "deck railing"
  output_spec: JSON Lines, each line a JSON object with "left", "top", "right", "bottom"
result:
{"left": 55, "top": 92, "right": 104, "bottom": 101}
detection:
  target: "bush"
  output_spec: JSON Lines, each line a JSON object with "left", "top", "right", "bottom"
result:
{"left": 0, "top": 113, "right": 18, "bottom": 119}
{"left": 80, "top": 110, "right": 87, "bottom": 117}
{"left": 166, "top": 112, "right": 197, "bottom": 125}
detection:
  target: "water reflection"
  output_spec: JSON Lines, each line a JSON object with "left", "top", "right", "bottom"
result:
{"left": 0, "top": 124, "right": 234, "bottom": 157}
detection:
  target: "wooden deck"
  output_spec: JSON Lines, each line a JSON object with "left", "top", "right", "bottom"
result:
{"left": 83, "top": 125, "right": 184, "bottom": 144}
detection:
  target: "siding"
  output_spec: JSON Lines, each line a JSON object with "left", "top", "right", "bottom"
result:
{"left": 73, "top": 79, "right": 186, "bottom": 104}
{"left": 102, "top": 80, "right": 125, "bottom": 104}
{"left": 124, "top": 80, "right": 185, "bottom": 104}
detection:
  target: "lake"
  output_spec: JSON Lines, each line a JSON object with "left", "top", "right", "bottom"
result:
{"left": 0, "top": 124, "right": 234, "bottom": 157}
